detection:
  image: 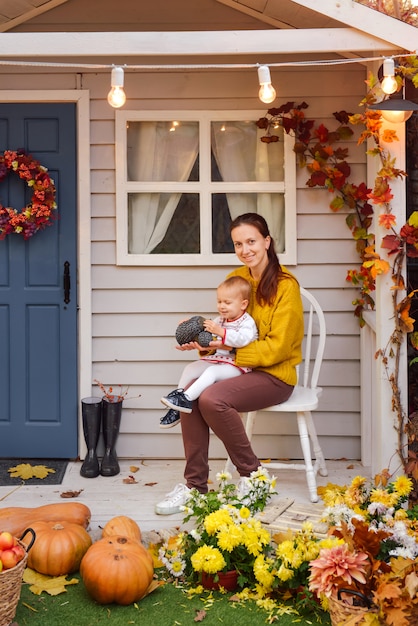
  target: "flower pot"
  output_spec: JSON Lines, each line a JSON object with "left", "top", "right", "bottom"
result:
{"left": 201, "top": 570, "right": 238, "bottom": 591}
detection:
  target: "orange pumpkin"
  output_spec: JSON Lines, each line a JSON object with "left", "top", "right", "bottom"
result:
{"left": 101, "top": 516, "right": 142, "bottom": 543}
{"left": 0, "top": 502, "right": 91, "bottom": 536}
{"left": 23, "top": 520, "right": 92, "bottom": 576}
{"left": 80, "top": 535, "right": 154, "bottom": 605}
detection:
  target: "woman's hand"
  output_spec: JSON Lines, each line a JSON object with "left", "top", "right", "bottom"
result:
{"left": 209, "top": 340, "right": 234, "bottom": 351}
{"left": 175, "top": 341, "right": 207, "bottom": 352}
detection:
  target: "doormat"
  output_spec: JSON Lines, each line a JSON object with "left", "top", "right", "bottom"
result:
{"left": 0, "top": 459, "right": 69, "bottom": 486}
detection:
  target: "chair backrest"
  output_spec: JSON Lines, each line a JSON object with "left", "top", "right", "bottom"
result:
{"left": 298, "top": 287, "right": 326, "bottom": 390}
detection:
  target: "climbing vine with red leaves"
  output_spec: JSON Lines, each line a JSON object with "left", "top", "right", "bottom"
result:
{"left": 256, "top": 82, "right": 418, "bottom": 485}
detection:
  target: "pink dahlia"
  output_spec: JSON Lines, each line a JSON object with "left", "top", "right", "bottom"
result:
{"left": 308, "top": 543, "right": 369, "bottom": 598}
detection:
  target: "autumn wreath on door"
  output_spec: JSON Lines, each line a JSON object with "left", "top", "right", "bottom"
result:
{"left": 0, "top": 150, "right": 57, "bottom": 240}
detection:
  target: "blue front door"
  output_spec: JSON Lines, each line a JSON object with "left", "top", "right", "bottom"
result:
{"left": 0, "top": 103, "right": 78, "bottom": 458}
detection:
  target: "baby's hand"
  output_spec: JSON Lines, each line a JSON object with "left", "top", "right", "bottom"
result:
{"left": 204, "top": 319, "right": 223, "bottom": 336}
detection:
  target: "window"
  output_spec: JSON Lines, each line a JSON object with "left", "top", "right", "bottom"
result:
{"left": 115, "top": 111, "right": 296, "bottom": 266}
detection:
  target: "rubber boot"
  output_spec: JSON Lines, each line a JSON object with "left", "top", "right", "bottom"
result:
{"left": 100, "top": 398, "right": 123, "bottom": 476}
{"left": 80, "top": 397, "right": 102, "bottom": 478}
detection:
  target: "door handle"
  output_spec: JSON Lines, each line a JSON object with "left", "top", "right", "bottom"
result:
{"left": 63, "top": 261, "right": 71, "bottom": 304}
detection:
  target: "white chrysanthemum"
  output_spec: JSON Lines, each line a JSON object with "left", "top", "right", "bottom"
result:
{"left": 389, "top": 545, "right": 416, "bottom": 559}
{"left": 166, "top": 557, "right": 186, "bottom": 577}
{"left": 367, "top": 502, "right": 388, "bottom": 516}
{"left": 322, "top": 504, "right": 364, "bottom": 529}
{"left": 190, "top": 529, "right": 201, "bottom": 542}
{"left": 216, "top": 471, "right": 232, "bottom": 482}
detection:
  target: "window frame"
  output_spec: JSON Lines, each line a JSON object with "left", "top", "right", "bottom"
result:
{"left": 115, "top": 110, "right": 297, "bottom": 266}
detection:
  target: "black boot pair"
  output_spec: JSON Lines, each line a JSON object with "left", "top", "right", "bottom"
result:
{"left": 80, "top": 397, "right": 122, "bottom": 478}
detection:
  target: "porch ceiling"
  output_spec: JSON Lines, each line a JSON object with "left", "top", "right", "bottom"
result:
{"left": 0, "top": 0, "right": 69, "bottom": 32}
{"left": 215, "top": 0, "right": 418, "bottom": 51}
{"left": 215, "top": 0, "right": 348, "bottom": 29}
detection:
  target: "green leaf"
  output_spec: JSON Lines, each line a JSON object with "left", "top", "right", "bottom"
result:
{"left": 330, "top": 196, "right": 345, "bottom": 211}
{"left": 337, "top": 125, "right": 354, "bottom": 140}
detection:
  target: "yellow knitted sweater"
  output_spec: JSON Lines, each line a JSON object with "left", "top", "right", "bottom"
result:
{"left": 227, "top": 265, "right": 303, "bottom": 386}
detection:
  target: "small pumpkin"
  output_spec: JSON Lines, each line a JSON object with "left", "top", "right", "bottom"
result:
{"left": 80, "top": 535, "right": 154, "bottom": 605}
{"left": 23, "top": 520, "right": 92, "bottom": 576}
{"left": 101, "top": 516, "right": 142, "bottom": 543}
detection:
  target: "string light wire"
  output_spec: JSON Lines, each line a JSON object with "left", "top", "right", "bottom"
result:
{"left": 0, "top": 52, "right": 414, "bottom": 71}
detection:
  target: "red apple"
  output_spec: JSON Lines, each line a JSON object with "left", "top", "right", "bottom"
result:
{"left": 12, "top": 544, "right": 26, "bottom": 563}
{"left": 1, "top": 548, "right": 18, "bottom": 570}
{"left": 0, "top": 558, "right": 3, "bottom": 573}
{"left": 0, "top": 531, "right": 14, "bottom": 550}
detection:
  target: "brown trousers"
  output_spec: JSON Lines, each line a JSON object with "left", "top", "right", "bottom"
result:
{"left": 181, "top": 370, "right": 293, "bottom": 492}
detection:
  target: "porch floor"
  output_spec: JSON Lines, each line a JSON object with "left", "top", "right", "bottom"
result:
{"left": 0, "top": 458, "right": 371, "bottom": 537}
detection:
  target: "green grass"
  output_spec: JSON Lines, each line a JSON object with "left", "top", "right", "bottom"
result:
{"left": 14, "top": 572, "right": 332, "bottom": 626}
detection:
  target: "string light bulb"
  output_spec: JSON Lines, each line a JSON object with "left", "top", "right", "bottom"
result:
{"left": 107, "top": 66, "right": 126, "bottom": 108}
{"left": 381, "top": 58, "right": 398, "bottom": 95}
{"left": 257, "top": 65, "right": 276, "bottom": 104}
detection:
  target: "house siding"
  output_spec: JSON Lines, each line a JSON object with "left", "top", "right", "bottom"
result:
{"left": 84, "top": 64, "right": 366, "bottom": 462}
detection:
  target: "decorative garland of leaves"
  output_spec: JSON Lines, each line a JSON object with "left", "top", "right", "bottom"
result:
{"left": 257, "top": 82, "right": 418, "bottom": 480}
{"left": 0, "top": 150, "right": 57, "bottom": 240}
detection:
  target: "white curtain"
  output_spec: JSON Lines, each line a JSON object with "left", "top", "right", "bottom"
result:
{"left": 211, "top": 122, "right": 285, "bottom": 252}
{"left": 128, "top": 121, "right": 199, "bottom": 253}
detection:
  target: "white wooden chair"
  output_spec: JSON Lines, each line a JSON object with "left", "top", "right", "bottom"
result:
{"left": 225, "top": 287, "right": 328, "bottom": 503}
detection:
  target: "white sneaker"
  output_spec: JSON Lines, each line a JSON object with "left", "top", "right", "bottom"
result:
{"left": 155, "top": 483, "right": 191, "bottom": 515}
{"left": 237, "top": 477, "right": 251, "bottom": 499}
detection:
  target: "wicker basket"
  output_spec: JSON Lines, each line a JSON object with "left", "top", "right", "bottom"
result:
{"left": 328, "top": 589, "right": 379, "bottom": 626}
{"left": 0, "top": 528, "right": 35, "bottom": 626}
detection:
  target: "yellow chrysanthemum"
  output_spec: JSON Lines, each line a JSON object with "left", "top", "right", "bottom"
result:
{"left": 277, "top": 563, "right": 294, "bottom": 582}
{"left": 254, "top": 554, "right": 275, "bottom": 590}
{"left": 321, "top": 486, "right": 347, "bottom": 507}
{"left": 304, "top": 542, "right": 321, "bottom": 561}
{"left": 392, "top": 475, "right": 413, "bottom": 498}
{"left": 394, "top": 509, "right": 408, "bottom": 521}
{"left": 276, "top": 539, "right": 294, "bottom": 564}
{"left": 242, "top": 521, "right": 271, "bottom": 556}
{"left": 204, "top": 509, "right": 233, "bottom": 534}
{"left": 369, "top": 488, "right": 397, "bottom": 508}
{"left": 239, "top": 506, "right": 251, "bottom": 520}
{"left": 290, "top": 547, "right": 304, "bottom": 570}
{"left": 217, "top": 523, "right": 244, "bottom": 552}
{"left": 318, "top": 536, "right": 344, "bottom": 550}
{"left": 190, "top": 545, "right": 226, "bottom": 574}
{"left": 352, "top": 475, "right": 367, "bottom": 489}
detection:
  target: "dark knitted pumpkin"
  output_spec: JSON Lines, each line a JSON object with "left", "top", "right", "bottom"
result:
{"left": 175, "top": 316, "right": 209, "bottom": 345}
{"left": 196, "top": 330, "right": 213, "bottom": 347}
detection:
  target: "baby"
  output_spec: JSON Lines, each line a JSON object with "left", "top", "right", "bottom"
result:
{"left": 160, "top": 275, "right": 257, "bottom": 428}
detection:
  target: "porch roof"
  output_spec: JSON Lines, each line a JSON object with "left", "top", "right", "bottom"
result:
{"left": 0, "top": 0, "right": 414, "bottom": 66}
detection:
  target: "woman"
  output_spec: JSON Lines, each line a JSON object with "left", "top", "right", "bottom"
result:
{"left": 155, "top": 212, "right": 304, "bottom": 515}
